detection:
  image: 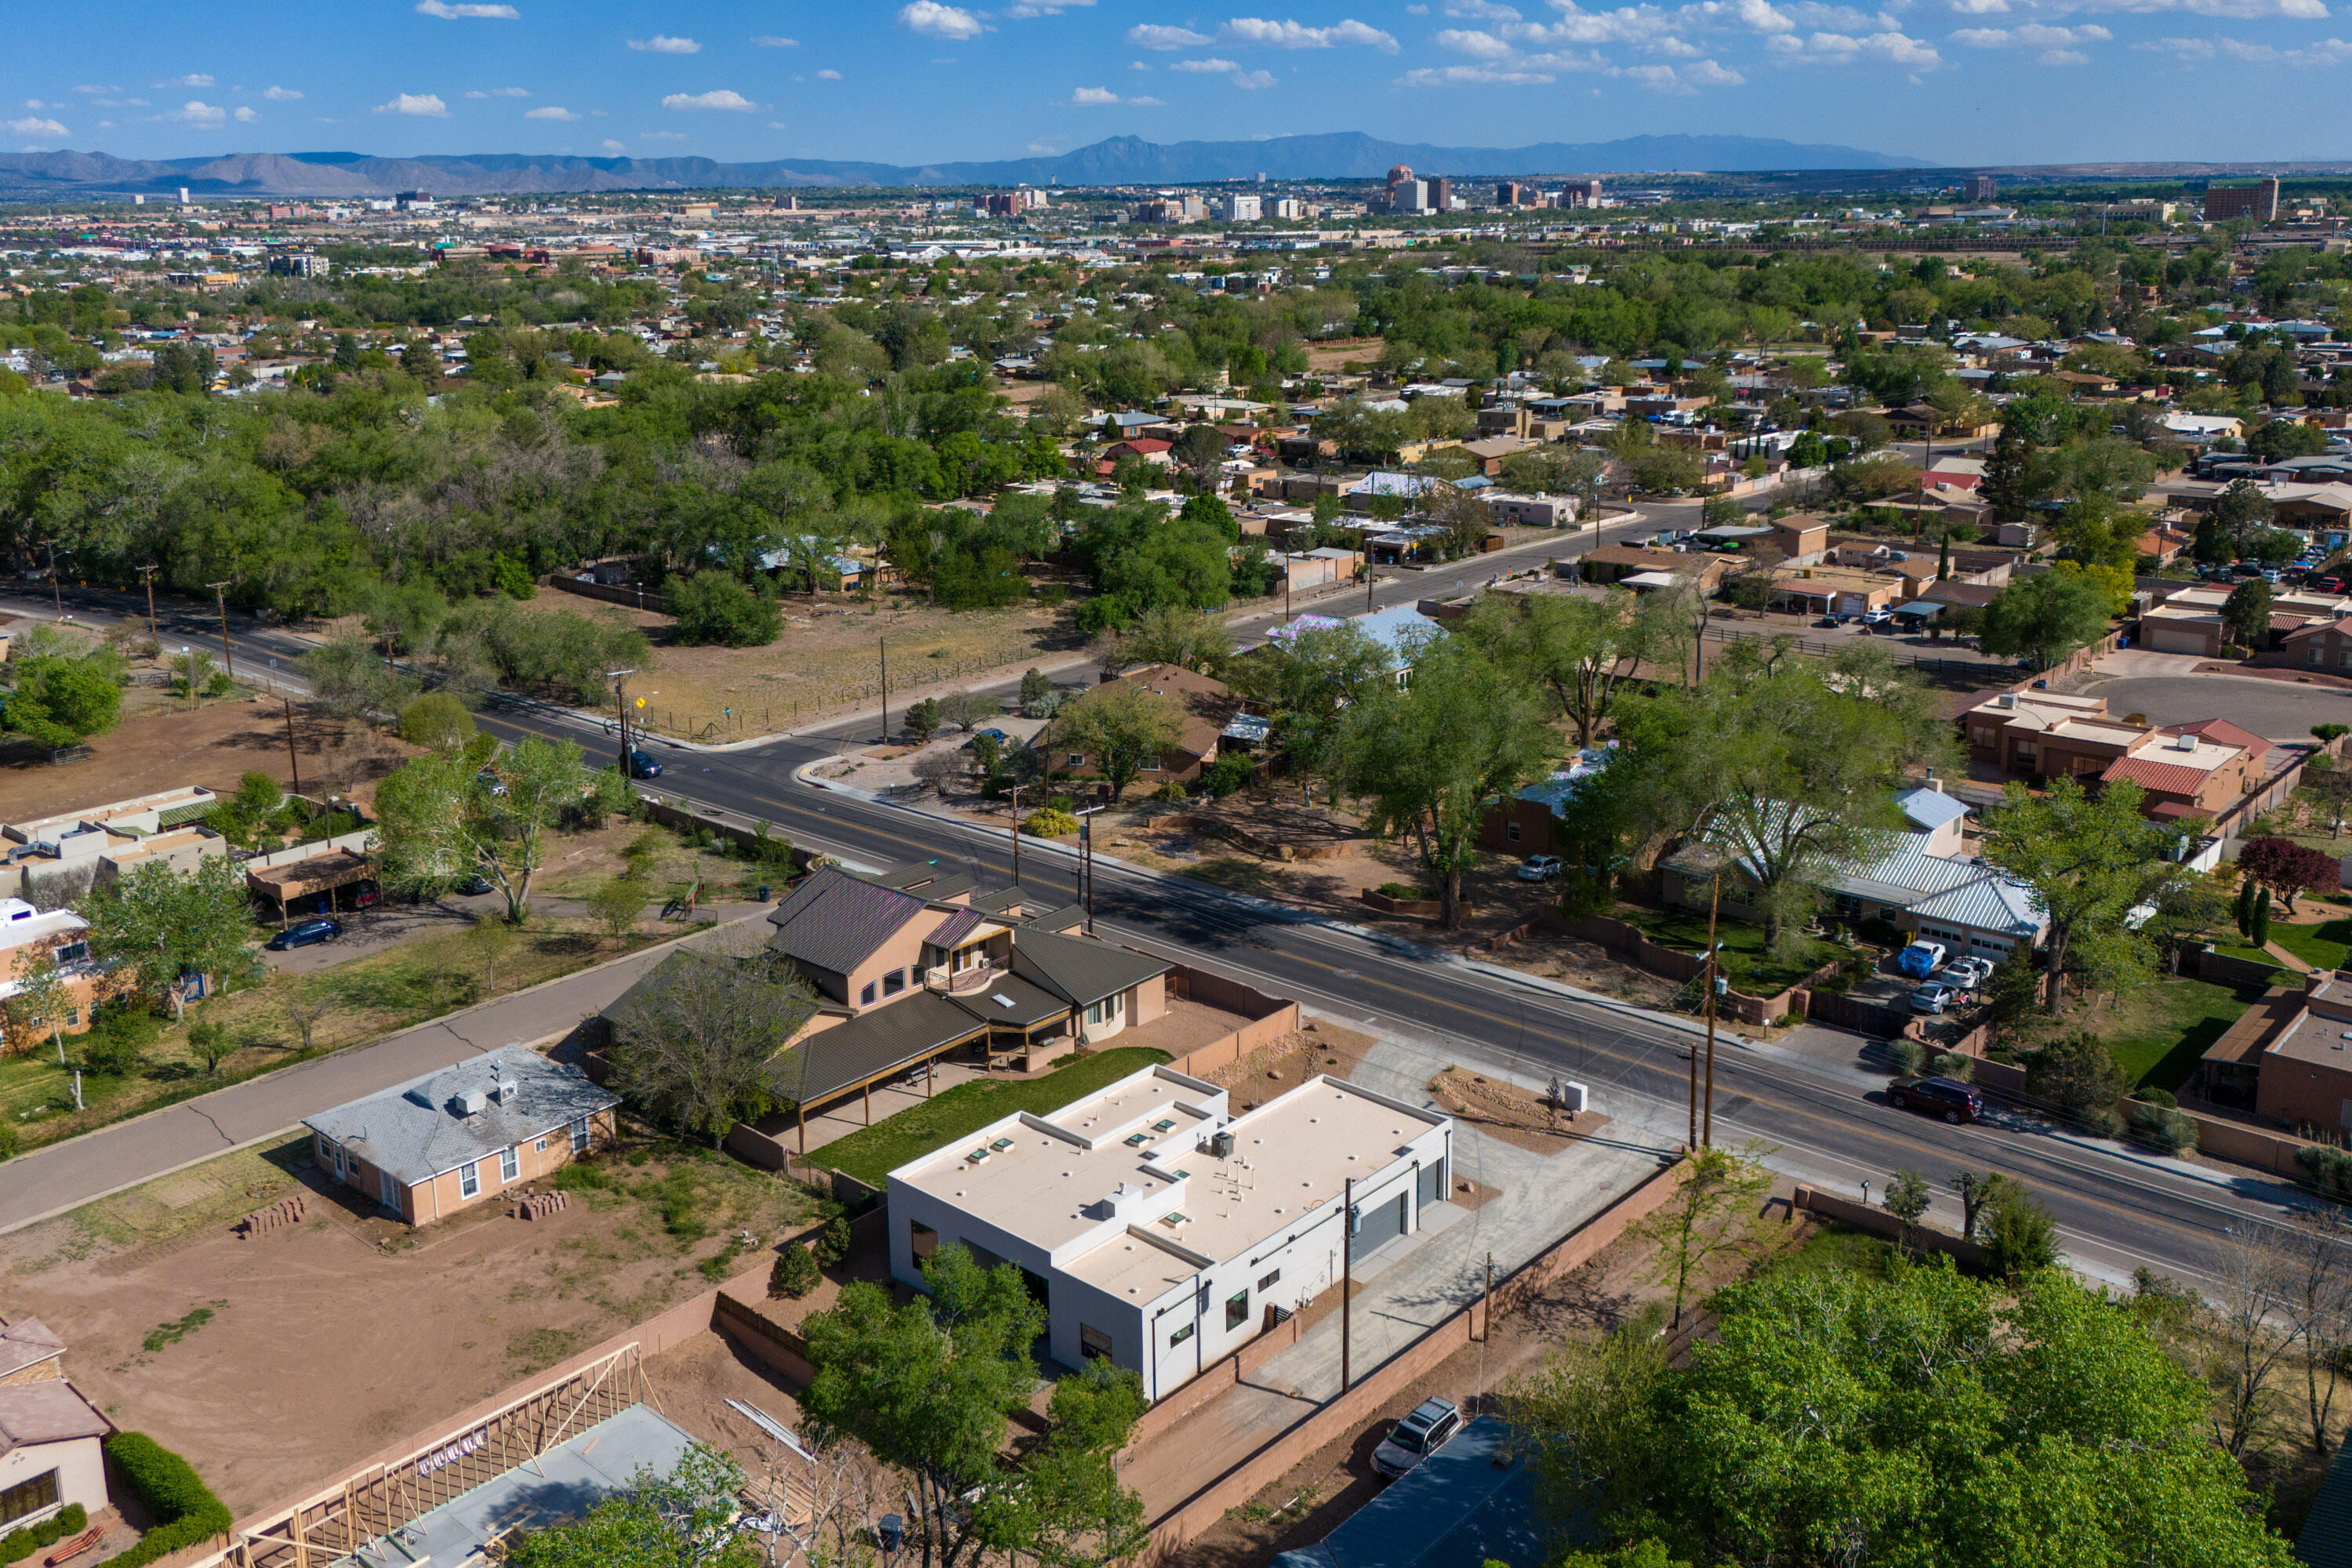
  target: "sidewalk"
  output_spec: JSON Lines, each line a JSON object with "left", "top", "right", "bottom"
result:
{"left": 0, "top": 904, "right": 773, "bottom": 1235}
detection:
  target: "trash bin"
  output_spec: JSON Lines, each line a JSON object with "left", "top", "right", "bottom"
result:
{"left": 878, "top": 1515, "right": 903, "bottom": 1553}
{"left": 757, "top": 884, "right": 771, "bottom": 902}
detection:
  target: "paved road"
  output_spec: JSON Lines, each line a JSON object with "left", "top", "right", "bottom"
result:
{"left": 2076, "top": 673, "right": 2352, "bottom": 741}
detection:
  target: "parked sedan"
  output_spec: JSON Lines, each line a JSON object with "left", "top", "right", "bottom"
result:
{"left": 1888, "top": 1075, "right": 1984, "bottom": 1125}
{"left": 267, "top": 918, "right": 344, "bottom": 952}
{"left": 1942, "top": 956, "right": 1995, "bottom": 988}
{"left": 1371, "top": 1397, "right": 1464, "bottom": 1479}
{"left": 1909, "top": 981, "right": 1966, "bottom": 1014}
{"left": 1515, "top": 855, "right": 1564, "bottom": 882}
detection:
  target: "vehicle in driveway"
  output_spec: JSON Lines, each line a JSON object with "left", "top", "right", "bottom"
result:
{"left": 267, "top": 918, "right": 344, "bottom": 952}
{"left": 1371, "top": 1397, "right": 1464, "bottom": 1479}
{"left": 1942, "top": 956, "right": 1994, "bottom": 987}
{"left": 1910, "top": 981, "right": 1965, "bottom": 1014}
{"left": 1860, "top": 607, "right": 1894, "bottom": 628}
{"left": 452, "top": 873, "right": 494, "bottom": 896}
{"left": 1888, "top": 1075, "right": 1984, "bottom": 1124}
{"left": 350, "top": 879, "right": 380, "bottom": 909}
{"left": 1894, "top": 941, "right": 1947, "bottom": 980}
{"left": 960, "top": 728, "right": 1009, "bottom": 750}
{"left": 1515, "top": 854, "right": 1563, "bottom": 882}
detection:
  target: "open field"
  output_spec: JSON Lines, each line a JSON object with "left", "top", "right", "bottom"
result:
{"left": 0, "top": 1134, "right": 813, "bottom": 1515}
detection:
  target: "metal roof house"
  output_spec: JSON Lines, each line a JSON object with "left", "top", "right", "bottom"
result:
{"left": 304, "top": 1045, "right": 619, "bottom": 1225}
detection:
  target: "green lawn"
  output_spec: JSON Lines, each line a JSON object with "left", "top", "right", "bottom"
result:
{"left": 2270, "top": 918, "right": 2352, "bottom": 975}
{"left": 1612, "top": 906, "right": 1842, "bottom": 995}
{"left": 2102, "top": 975, "right": 2275, "bottom": 1091}
{"left": 1763, "top": 1223, "right": 1904, "bottom": 1283}
{"left": 2208, "top": 939, "right": 2285, "bottom": 971}
{"left": 818, "top": 1046, "right": 1173, "bottom": 1187}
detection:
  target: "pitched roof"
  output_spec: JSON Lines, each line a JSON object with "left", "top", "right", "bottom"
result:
{"left": 948, "top": 971, "right": 1071, "bottom": 1029}
{"left": 0, "top": 1381, "right": 109, "bottom": 1456}
{"left": 1013, "top": 927, "right": 1173, "bottom": 1009}
{"left": 303, "top": 1044, "right": 618, "bottom": 1188}
{"left": 768, "top": 992, "right": 989, "bottom": 1108}
{"left": 0, "top": 1319, "right": 65, "bottom": 1382}
{"left": 925, "top": 907, "right": 991, "bottom": 949}
{"left": 2100, "top": 757, "right": 2212, "bottom": 796}
{"left": 2164, "top": 717, "right": 2269, "bottom": 764}
{"left": 868, "top": 859, "right": 978, "bottom": 902}
{"left": 1896, "top": 788, "right": 1968, "bottom": 833}
{"left": 2300, "top": 1432, "right": 2352, "bottom": 1568}
{"left": 767, "top": 865, "right": 927, "bottom": 975}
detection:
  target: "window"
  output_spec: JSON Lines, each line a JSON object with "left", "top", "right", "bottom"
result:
{"left": 53, "top": 941, "right": 86, "bottom": 964}
{"left": 0, "top": 1470, "right": 58, "bottom": 1527}
{"left": 910, "top": 1218, "right": 938, "bottom": 1260}
{"left": 1080, "top": 1323, "right": 1113, "bottom": 1361}
{"left": 883, "top": 968, "right": 906, "bottom": 996}
{"left": 1504, "top": 820, "right": 1521, "bottom": 843}
{"left": 1139, "top": 753, "right": 1162, "bottom": 772}
{"left": 1087, "top": 1001, "right": 1102, "bottom": 1025}
{"left": 500, "top": 1145, "right": 520, "bottom": 1183}
{"left": 861, "top": 982, "right": 877, "bottom": 1005}
{"left": 1971, "top": 726, "right": 1994, "bottom": 746}
{"left": 1258, "top": 1268, "right": 1280, "bottom": 1291}
{"left": 535, "top": 1137, "right": 549, "bottom": 1152}
{"left": 460, "top": 1162, "right": 481, "bottom": 1200}
{"left": 64, "top": 1009, "right": 78, "bottom": 1028}
{"left": 379, "top": 1170, "right": 399, "bottom": 1212}
{"left": 2315, "top": 648, "right": 2327, "bottom": 667}
{"left": 1225, "top": 1288, "right": 1250, "bottom": 1330}
{"left": 1069, "top": 752, "right": 1085, "bottom": 766}
{"left": 1169, "top": 1323, "right": 1194, "bottom": 1348}
{"left": 571, "top": 1116, "right": 590, "bottom": 1153}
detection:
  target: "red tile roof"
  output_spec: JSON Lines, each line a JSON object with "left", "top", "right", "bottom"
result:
{"left": 2163, "top": 717, "right": 2269, "bottom": 764}
{"left": 2100, "top": 757, "right": 2211, "bottom": 796}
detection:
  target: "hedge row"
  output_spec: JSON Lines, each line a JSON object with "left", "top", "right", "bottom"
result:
{"left": 0, "top": 1504, "right": 86, "bottom": 1565}
{"left": 103, "top": 1433, "right": 231, "bottom": 1567}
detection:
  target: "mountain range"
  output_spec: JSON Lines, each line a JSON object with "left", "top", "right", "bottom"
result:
{"left": 0, "top": 132, "right": 1931, "bottom": 199}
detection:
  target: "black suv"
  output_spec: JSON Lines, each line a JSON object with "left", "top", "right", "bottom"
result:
{"left": 1888, "top": 1076, "right": 1984, "bottom": 1125}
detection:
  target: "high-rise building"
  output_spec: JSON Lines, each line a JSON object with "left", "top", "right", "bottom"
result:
{"left": 1559, "top": 179, "right": 1603, "bottom": 208}
{"left": 2203, "top": 178, "right": 2279, "bottom": 223}
{"left": 1221, "top": 194, "right": 1262, "bottom": 223}
{"left": 1496, "top": 180, "right": 1530, "bottom": 207}
{"left": 1965, "top": 173, "right": 1998, "bottom": 202}
{"left": 1428, "top": 176, "right": 1452, "bottom": 212}
{"left": 1385, "top": 164, "right": 1413, "bottom": 210}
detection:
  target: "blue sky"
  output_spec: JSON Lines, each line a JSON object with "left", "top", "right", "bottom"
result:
{"left": 5, "top": 0, "right": 2349, "bottom": 169}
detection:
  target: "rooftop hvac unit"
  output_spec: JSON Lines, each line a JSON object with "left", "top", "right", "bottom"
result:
{"left": 1207, "top": 1129, "right": 1236, "bottom": 1159}
{"left": 450, "top": 1088, "right": 488, "bottom": 1116}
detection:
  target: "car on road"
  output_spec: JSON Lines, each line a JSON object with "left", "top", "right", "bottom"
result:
{"left": 626, "top": 748, "right": 662, "bottom": 779}
{"left": 1515, "top": 854, "right": 1563, "bottom": 882}
{"left": 1888, "top": 1075, "right": 1984, "bottom": 1124}
{"left": 267, "top": 918, "right": 344, "bottom": 952}
{"left": 1894, "top": 941, "right": 1947, "bottom": 980}
{"left": 1371, "top": 1397, "right": 1464, "bottom": 1479}
{"left": 1910, "top": 981, "right": 1967, "bottom": 1014}
{"left": 2321, "top": 575, "right": 2345, "bottom": 593}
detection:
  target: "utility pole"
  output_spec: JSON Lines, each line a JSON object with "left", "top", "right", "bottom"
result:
{"left": 877, "top": 638, "right": 889, "bottom": 743}
{"left": 1482, "top": 1250, "right": 1493, "bottom": 1342}
{"left": 1283, "top": 554, "right": 1291, "bottom": 624}
{"left": 1076, "top": 807, "right": 1102, "bottom": 934}
{"left": 281, "top": 697, "right": 302, "bottom": 795}
{"left": 1341, "top": 1175, "right": 1354, "bottom": 1393}
{"left": 38, "top": 539, "right": 62, "bottom": 617}
{"left": 1703, "top": 870, "right": 1721, "bottom": 1149}
{"left": 136, "top": 564, "right": 159, "bottom": 646}
{"left": 608, "top": 668, "right": 638, "bottom": 774}
{"left": 1008, "top": 783, "right": 1023, "bottom": 887}
{"left": 205, "top": 581, "right": 235, "bottom": 681}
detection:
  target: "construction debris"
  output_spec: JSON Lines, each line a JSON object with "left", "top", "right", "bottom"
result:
{"left": 237, "top": 1195, "right": 307, "bottom": 1240}
{"left": 513, "top": 1191, "right": 568, "bottom": 1221}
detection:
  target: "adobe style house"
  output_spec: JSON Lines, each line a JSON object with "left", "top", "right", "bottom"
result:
{"left": 1053, "top": 664, "right": 1242, "bottom": 793}
{"left": 0, "top": 786, "right": 228, "bottom": 909}
{"left": 0, "top": 899, "right": 105, "bottom": 1047}
{"left": 617, "top": 861, "right": 1174, "bottom": 1160}
{"left": 0, "top": 1319, "right": 112, "bottom": 1534}
{"left": 2200, "top": 975, "right": 2352, "bottom": 1131}
{"left": 303, "top": 1045, "right": 619, "bottom": 1225}
{"left": 1955, "top": 691, "right": 2270, "bottom": 822}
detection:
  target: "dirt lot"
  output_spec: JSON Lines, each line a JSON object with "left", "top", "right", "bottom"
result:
{"left": 0, "top": 1136, "right": 814, "bottom": 1516}
{"left": 517, "top": 588, "right": 1087, "bottom": 739}
{"left": 1305, "top": 339, "right": 1385, "bottom": 375}
{"left": 0, "top": 682, "right": 416, "bottom": 822}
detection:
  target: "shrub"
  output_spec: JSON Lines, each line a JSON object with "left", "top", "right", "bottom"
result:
{"left": 398, "top": 692, "right": 477, "bottom": 753}
{"left": 553, "top": 1160, "right": 613, "bottom": 1192}
{"left": 2134, "top": 1085, "right": 2178, "bottom": 1109}
{"left": 2128, "top": 1101, "right": 2199, "bottom": 1154}
{"left": 1376, "top": 882, "right": 1435, "bottom": 902}
{"left": 1035, "top": 584, "right": 1069, "bottom": 608}
{"left": 105, "top": 1433, "right": 231, "bottom": 1567}
{"left": 769, "top": 1244, "right": 821, "bottom": 1299}
{"left": 2317, "top": 724, "right": 2350, "bottom": 743}
{"left": 2025, "top": 1030, "right": 2129, "bottom": 1133}
{"left": 1023, "top": 808, "right": 1080, "bottom": 838}
{"left": 811, "top": 1214, "right": 854, "bottom": 1266}
{"left": 1929, "top": 1052, "right": 1976, "bottom": 1082}
{"left": 1885, "top": 1037, "right": 1928, "bottom": 1076}
{"left": 0, "top": 1123, "right": 16, "bottom": 1162}
{"left": 665, "top": 572, "right": 783, "bottom": 648}
{"left": 1199, "top": 753, "right": 1253, "bottom": 800}
{"left": 1150, "top": 782, "right": 1187, "bottom": 802}
{"left": 0, "top": 1504, "right": 87, "bottom": 1565}
{"left": 2298, "top": 1143, "right": 2352, "bottom": 1200}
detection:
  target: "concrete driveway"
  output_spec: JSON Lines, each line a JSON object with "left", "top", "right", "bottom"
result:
{"left": 2074, "top": 672, "right": 2352, "bottom": 741}
{"left": 2090, "top": 649, "right": 2216, "bottom": 681}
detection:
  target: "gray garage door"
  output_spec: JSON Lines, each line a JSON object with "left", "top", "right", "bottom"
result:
{"left": 1348, "top": 1190, "right": 1406, "bottom": 1263}
{"left": 2148, "top": 626, "right": 2210, "bottom": 655}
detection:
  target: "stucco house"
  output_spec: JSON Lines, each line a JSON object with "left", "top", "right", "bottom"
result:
{"left": 0, "top": 1319, "right": 111, "bottom": 1536}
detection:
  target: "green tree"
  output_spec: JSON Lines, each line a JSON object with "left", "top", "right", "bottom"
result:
{"left": 1622, "top": 1143, "right": 1773, "bottom": 1328}
{"left": 81, "top": 855, "right": 255, "bottom": 1019}
{"left": 1980, "top": 777, "right": 2185, "bottom": 1011}
{"left": 397, "top": 692, "right": 477, "bottom": 753}
{"left": 2223, "top": 578, "right": 2274, "bottom": 648}
{"left": 1019, "top": 667, "right": 1053, "bottom": 715}
{"left": 588, "top": 874, "right": 652, "bottom": 948}
{"left": 665, "top": 572, "right": 782, "bottom": 648}
{"left": 605, "top": 949, "right": 815, "bottom": 1145}
{"left": 1980, "top": 1179, "right": 2063, "bottom": 1276}
{"left": 1882, "top": 1167, "right": 1931, "bottom": 1250}
{"left": 1976, "top": 569, "right": 2113, "bottom": 670}
{"left": 4, "top": 656, "right": 122, "bottom": 750}
{"left": 372, "top": 735, "right": 593, "bottom": 923}
{"left": 1107, "top": 604, "right": 1232, "bottom": 676}
{"left": 2026, "top": 1029, "right": 2132, "bottom": 1137}
{"left": 2212, "top": 479, "right": 2275, "bottom": 556}
{"left": 2252, "top": 884, "right": 2273, "bottom": 948}
{"left": 1054, "top": 683, "right": 1185, "bottom": 800}
{"left": 1333, "top": 634, "right": 1555, "bottom": 928}
{"left": 506, "top": 1443, "right": 759, "bottom": 1568}
{"left": 185, "top": 1019, "right": 236, "bottom": 1076}
{"left": 1, "top": 949, "right": 72, "bottom": 1060}
{"left": 903, "top": 696, "right": 942, "bottom": 744}
{"left": 1225, "top": 621, "right": 1394, "bottom": 804}
{"left": 1458, "top": 590, "right": 1669, "bottom": 748}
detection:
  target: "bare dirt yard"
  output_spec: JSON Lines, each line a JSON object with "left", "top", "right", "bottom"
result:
{"left": 0, "top": 1134, "right": 815, "bottom": 1515}
{"left": 516, "top": 587, "right": 1088, "bottom": 738}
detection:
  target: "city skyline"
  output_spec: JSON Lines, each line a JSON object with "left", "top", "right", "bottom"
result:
{"left": 5, "top": 0, "right": 2351, "bottom": 172}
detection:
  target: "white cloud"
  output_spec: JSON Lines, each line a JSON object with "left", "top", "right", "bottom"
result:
{"left": 1951, "top": 20, "right": 2109, "bottom": 38}
{"left": 899, "top": 1, "right": 985, "bottom": 38}
{"left": 1128, "top": 23, "right": 1216, "bottom": 45}
{"left": 71, "top": 85, "right": 119, "bottom": 94}
{"left": 158, "top": 74, "right": 215, "bottom": 88}
{"left": 1230, "top": 67, "right": 1279, "bottom": 82}
{"left": 234, "top": 105, "right": 258, "bottom": 121}
{"left": 768, "top": 119, "right": 789, "bottom": 128}
{"left": 169, "top": 100, "right": 226, "bottom": 123}
{"left": 1400, "top": 60, "right": 1560, "bottom": 77}
{"left": 1780, "top": 26, "right": 1944, "bottom": 60}
{"left": 2197, "top": 31, "right": 2352, "bottom": 56}
{"left": 662, "top": 88, "right": 757, "bottom": 109}
{"left": 1437, "top": 26, "right": 1520, "bottom": 52}
{"left": 817, "top": 67, "right": 844, "bottom": 78}
{"left": 1070, "top": 85, "right": 1124, "bottom": 101}
{"left": 1173, "top": 55, "right": 1245, "bottom": 67}
{"left": 5, "top": 117, "right": 67, "bottom": 136}
{"left": 753, "top": 34, "right": 798, "bottom": 45}
{"left": 375, "top": 93, "right": 451, "bottom": 115}
{"left": 1982, "top": 0, "right": 2323, "bottom": 13}
{"left": 1445, "top": 0, "right": 1524, "bottom": 15}
{"left": 1006, "top": 0, "right": 1096, "bottom": 13}
{"left": 260, "top": 85, "right": 303, "bottom": 100}
{"left": 2038, "top": 43, "right": 2090, "bottom": 56}
{"left": 415, "top": 1, "right": 519, "bottom": 16}
{"left": 628, "top": 34, "right": 701, "bottom": 52}
{"left": 642, "top": 130, "right": 686, "bottom": 140}
{"left": 1223, "top": 16, "right": 1401, "bottom": 48}
{"left": 1131, "top": 57, "right": 1154, "bottom": 67}
{"left": 525, "top": 105, "right": 580, "bottom": 118}
{"left": 1131, "top": 92, "right": 1167, "bottom": 100}
{"left": 601, "top": 138, "right": 627, "bottom": 150}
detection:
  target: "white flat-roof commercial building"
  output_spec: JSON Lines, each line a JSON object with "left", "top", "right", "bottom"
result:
{"left": 887, "top": 1065, "right": 1451, "bottom": 1401}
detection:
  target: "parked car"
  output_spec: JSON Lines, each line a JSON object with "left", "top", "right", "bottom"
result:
{"left": 1515, "top": 854, "right": 1563, "bottom": 882}
{"left": 2321, "top": 575, "right": 2345, "bottom": 593}
{"left": 1371, "top": 1397, "right": 1464, "bottom": 1479}
{"left": 476, "top": 768, "right": 508, "bottom": 797}
{"left": 1894, "top": 941, "right": 1947, "bottom": 980}
{"left": 1860, "top": 607, "right": 1894, "bottom": 627}
{"left": 1910, "top": 981, "right": 1965, "bottom": 1014}
{"left": 625, "top": 748, "right": 662, "bottom": 779}
{"left": 267, "top": 918, "right": 344, "bottom": 952}
{"left": 960, "top": 728, "right": 1010, "bottom": 750}
{"left": 452, "top": 873, "right": 495, "bottom": 896}
{"left": 1888, "top": 1075, "right": 1984, "bottom": 1124}
{"left": 1942, "top": 956, "right": 1995, "bottom": 987}
{"left": 350, "top": 879, "right": 380, "bottom": 909}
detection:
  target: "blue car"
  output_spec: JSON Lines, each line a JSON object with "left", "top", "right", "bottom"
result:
{"left": 626, "top": 748, "right": 662, "bottom": 779}
{"left": 960, "top": 728, "right": 1009, "bottom": 750}
{"left": 1894, "top": 941, "right": 1947, "bottom": 981}
{"left": 267, "top": 918, "right": 344, "bottom": 952}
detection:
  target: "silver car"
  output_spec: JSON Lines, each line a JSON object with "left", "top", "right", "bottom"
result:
{"left": 1371, "top": 1397, "right": 1463, "bottom": 1479}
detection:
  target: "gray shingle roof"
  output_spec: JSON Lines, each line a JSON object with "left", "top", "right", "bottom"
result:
{"left": 2300, "top": 1433, "right": 2352, "bottom": 1567}
{"left": 767, "top": 866, "right": 928, "bottom": 975}
{"left": 303, "top": 1044, "right": 616, "bottom": 1188}
{"left": 1011, "top": 927, "right": 1172, "bottom": 1009}
{"left": 948, "top": 971, "right": 1072, "bottom": 1029}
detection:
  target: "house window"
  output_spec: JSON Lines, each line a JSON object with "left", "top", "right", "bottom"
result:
{"left": 535, "top": 1137, "right": 549, "bottom": 1152}
{"left": 884, "top": 968, "right": 906, "bottom": 996}
{"left": 460, "top": 1162, "right": 481, "bottom": 1200}
{"left": 1504, "top": 820, "right": 1521, "bottom": 843}
{"left": 1258, "top": 1268, "right": 1281, "bottom": 1291}
{"left": 1169, "top": 1323, "right": 1194, "bottom": 1348}
{"left": 1080, "top": 1323, "right": 1113, "bottom": 1361}
{"left": 2315, "top": 648, "right": 2328, "bottom": 667}
{"left": 861, "top": 982, "right": 877, "bottom": 1005}
{"left": 0, "top": 1469, "right": 58, "bottom": 1527}
{"left": 1225, "top": 1289, "right": 1250, "bottom": 1330}
{"left": 500, "top": 1145, "right": 520, "bottom": 1183}
{"left": 1971, "top": 726, "right": 1994, "bottom": 746}
{"left": 53, "top": 941, "right": 86, "bottom": 964}
{"left": 910, "top": 1218, "right": 938, "bottom": 1260}
{"left": 64, "top": 1008, "right": 78, "bottom": 1027}
{"left": 571, "top": 1116, "right": 590, "bottom": 1152}
{"left": 1069, "top": 753, "right": 1086, "bottom": 766}
{"left": 1087, "top": 1001, "right": 1102, "bottom": 1025}
{"left": 1139, "top": 754, "right": 1161, "bottom": 772}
